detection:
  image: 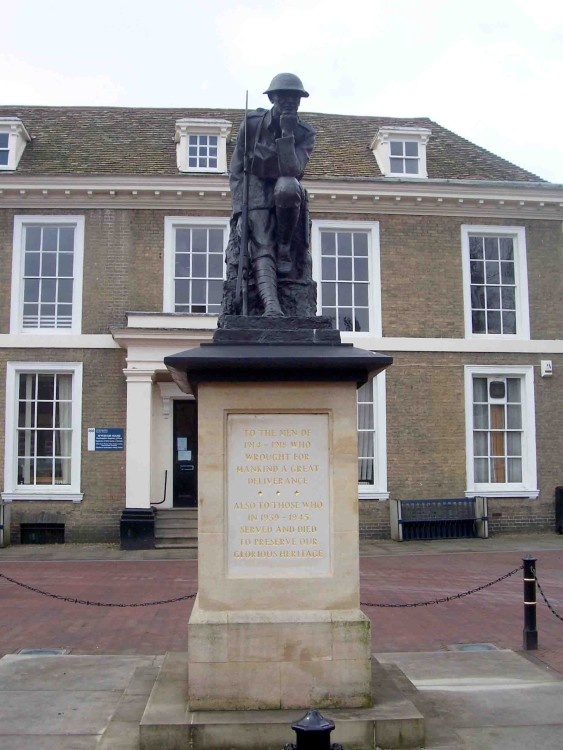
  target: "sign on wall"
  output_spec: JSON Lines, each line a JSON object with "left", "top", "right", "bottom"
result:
{"left": 87, "top": 428, "right": 125, "bottom": 452}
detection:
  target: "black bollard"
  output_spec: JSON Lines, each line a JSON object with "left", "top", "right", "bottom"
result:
{"left": 283, "top": 709, "right": 343, "bottom": 750}
{"left": 523, "top": 556, "right": 538, "bottom": 650}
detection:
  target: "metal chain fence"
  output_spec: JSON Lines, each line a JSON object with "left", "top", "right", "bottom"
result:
{"left": 1, "top": 565, "right": 524, "bottom": 609}
{"left": 532, "top": 567, "right": 563, "bottom": 623}
{"left": 359, "top": 565, "right": 523, "bottom": 608}
{"left": 0, "top": 571, "right": 196, "bottom": 607}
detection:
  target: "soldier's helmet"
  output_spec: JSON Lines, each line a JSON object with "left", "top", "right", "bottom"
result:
{"left": 263, "top": 73, "right": 309, "bottom": 98}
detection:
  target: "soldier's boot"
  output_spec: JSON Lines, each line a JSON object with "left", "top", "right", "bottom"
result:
{"left": 254, "top": 255, "right": 284, "bottom": 317}
{"left": 276, "top": 205, "right": 300, "bottom": 275}
{"left": 277, "top": 242, "right": 292, "bottom": 275}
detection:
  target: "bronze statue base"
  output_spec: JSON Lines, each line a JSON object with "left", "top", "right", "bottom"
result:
{"left": 214, "top": 315, "right": 341, "bottom": 344}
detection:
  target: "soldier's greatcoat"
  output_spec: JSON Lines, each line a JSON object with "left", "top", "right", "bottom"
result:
{"left": 229, "top": 107, "right": 316, "bottom": 215}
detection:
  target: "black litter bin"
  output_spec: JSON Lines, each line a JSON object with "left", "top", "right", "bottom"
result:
{"left": 120, "top": 508, "right": 156, "bottom": 549}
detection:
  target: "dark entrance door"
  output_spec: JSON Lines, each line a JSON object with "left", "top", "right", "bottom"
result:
{"left": 172, "top": 400, "right": 198, "bottom": 507}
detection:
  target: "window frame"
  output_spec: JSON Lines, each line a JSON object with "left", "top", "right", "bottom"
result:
{"left": 175, "top": 118, "right": 231, "bottom": 174}
{"left": 2, "top": 362, "right": 83, "bottom": 502}
{"left": 464, "top": 364, "right": 538, "bottom": 498}
{"left": 388, "top": 139, "right": 420, "bottom": 176}
{"left": 357, "top": 373, "right": 388, "bottom": 499}
{"left": 461, "top": 225, "right": 530, "bottom": 340}
{"left": 163, "top": 216, "right": 228, "bottom": 314}
{"left": 311, "top": 219, "right": 382, "bottom": 337}
{"left": 370, "top": 126, "right": 431, "bottom": 179}
{"left": 187, "top": 133, "right": 219, "bottom": 171}
{"left": 10, "top": 215, "right": 85, "bottom": 335}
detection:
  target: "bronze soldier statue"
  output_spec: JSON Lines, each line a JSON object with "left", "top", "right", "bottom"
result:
{"left": 222, "top": 73, "right": 316, "bottom": 319}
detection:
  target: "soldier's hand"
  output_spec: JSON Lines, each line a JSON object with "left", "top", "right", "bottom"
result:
{"left": 280, "top": 112, "right": 298, "bottom": 138}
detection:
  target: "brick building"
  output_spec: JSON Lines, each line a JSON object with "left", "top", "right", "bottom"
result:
{"left": 0, "top": 105, "right": 561, "bottom": 545}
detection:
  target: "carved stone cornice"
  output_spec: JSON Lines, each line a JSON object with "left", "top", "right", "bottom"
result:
{"left": 0, "top": 174, "right": 562, "bottom": 219}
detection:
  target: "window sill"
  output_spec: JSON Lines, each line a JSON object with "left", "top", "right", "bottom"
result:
{"left": 10, "top": 328, "right": 81, "bottom": 336}
{"left": 465, "top": 489, "right": 539, "bottom": 500}
{"left": 465, "top": 333, "right": 531, "bottom": 341}
{"left": 178, "top": 168, "right": 227, "bottom": 174}
{"left": 386, "top": 173, "right": 426, "bottom": 179}
{"left": 2, "top": 492, "right": 83, "bottom": 503}
{"left": 340, "top": 331, "right": 378, "bottom": 339}
{"left": 359, "top": 491, "right": 390, "bottom": 501}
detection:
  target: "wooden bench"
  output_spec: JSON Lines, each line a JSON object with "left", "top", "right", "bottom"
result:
{"left": 390, "top": 497, "right": 488, "bottom": 541}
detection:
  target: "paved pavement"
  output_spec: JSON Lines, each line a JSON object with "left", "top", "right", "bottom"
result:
{"left": 0, "top": 653, "right": 163, "bottom": 750}
{"left": 0, "top": 533, "right": 562, "bottom": 748}
{"left": 377, "top": 649, "right": 563, "bottom": 749}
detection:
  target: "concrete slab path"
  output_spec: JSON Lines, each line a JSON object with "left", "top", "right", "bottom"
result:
{"left": 376, "top": 649, "right": 563, "bottom": 749}
{"left": 1, "top": 649, "right": 562, "bottom": 749}
{"left": 0, "top": 654, "right": 163, "bottom": 749}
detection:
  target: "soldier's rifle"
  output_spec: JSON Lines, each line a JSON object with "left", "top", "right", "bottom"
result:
{"left": 235, "top": 92, "right": 250, "bottom": 315}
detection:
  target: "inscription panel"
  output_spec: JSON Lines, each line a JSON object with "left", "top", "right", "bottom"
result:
{"left": 227, "top": 413, "right": 331, "bottom": 578}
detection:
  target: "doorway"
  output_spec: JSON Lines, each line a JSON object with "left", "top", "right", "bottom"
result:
{"left": 172, "top": 400, "right": 198, "bottom": 507}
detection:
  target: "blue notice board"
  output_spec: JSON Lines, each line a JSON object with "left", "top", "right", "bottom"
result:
{"left": 88, "top": 428, "right": 124, "bottom": 451}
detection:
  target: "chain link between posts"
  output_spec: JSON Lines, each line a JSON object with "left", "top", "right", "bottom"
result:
{"left": 532, "top": 567, "right": 563, "bottom": 623}
{"left": 0, "top": 571, "right": 196, "bottom": 607}
{"left": 359, "top": 565, "right": 523, "bottom": 608}
{"left": 0, "top": 565, "right": 525, "bottom": 609}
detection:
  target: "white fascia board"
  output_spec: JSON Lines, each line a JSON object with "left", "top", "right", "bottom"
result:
{"left": 0, "top": 334, "right": 120, "bottom": 348}
{"left": 112, "top": 328, "right": 215, "bottom": 345}
{"left": 306, "top": 177, "right": 563, "bottom": 199}
{"left": 126, "top": 312, "right": 219, "bottom": 330}
{"left": 2, "top": 176, "right": 562, "bottom": 217}
{"left": 113, "top": 334, "right": 213, "bottom": 368}
{"left": 2, "top": 174, "right": 562, "bottom": 202}
{"left": 0, "top": 174, "right": 231, "bottom": 194}
{"left": 339, "top": 335, "right": 563, "bottom": 353}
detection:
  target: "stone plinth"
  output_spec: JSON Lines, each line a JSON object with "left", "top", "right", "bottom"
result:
{"left": 164, "top": 327, "right": 392, "bottom": 713}
{"left": 140, "top": 652, "right": 426, "bottom": 750}
{"left": 188, "top": 602, "right": 371, "bottom": 710}
{"left": 189, "top": 379, "right": 374, "bottom": 710}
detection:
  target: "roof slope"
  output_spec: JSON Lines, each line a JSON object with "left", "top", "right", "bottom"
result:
{"left": 0, "top": 105, "right": 544, "bottom": 182}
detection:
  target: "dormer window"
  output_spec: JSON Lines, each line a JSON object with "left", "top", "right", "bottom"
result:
{"left": 175, "top": 118, "right": 231, "bottom": 173}
{"left": 370, "top": 126, "right": 431, "bottom": 178}
{"left": 0, "top": 118, "right": 31, "bottom": 171}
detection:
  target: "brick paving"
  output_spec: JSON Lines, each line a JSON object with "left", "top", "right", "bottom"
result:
{"left": 0, "top": 561, "right": 197, "bottom": 657}
{"left": 1, "top": 540, "right": 562, "bottom": 676}
{"left": 361, "top": 548, "right": 563, "bottom": 675}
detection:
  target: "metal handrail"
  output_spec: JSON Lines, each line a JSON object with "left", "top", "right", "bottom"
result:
{"left": 150, "top": 470, "right": 168, "bottom": 506}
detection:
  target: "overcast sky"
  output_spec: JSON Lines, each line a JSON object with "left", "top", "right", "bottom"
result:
{"left": 2, "top": 0, "right": 562, "bottom": 183}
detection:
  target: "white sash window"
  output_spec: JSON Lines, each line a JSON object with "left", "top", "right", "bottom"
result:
{"left": 11, "top": 216, "right": 85, "bottom": 334}
{"left": 3, "top": 363, "right": 83, "bottom": 502}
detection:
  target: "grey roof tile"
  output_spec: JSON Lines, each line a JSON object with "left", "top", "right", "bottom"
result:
{"left": 0, "top": 105, "right": 543, "bottom": 182}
